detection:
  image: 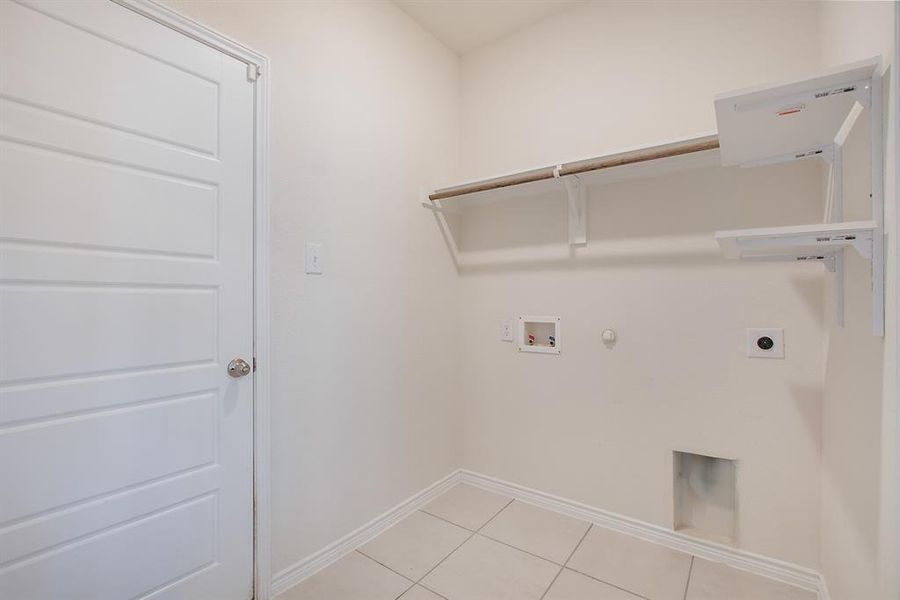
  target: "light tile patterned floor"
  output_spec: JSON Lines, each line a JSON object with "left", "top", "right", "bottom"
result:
{"left": 278, "top": 483, "right": 818, "bottom": 600}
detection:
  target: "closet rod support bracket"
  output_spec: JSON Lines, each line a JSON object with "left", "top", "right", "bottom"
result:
{"left": 557, "top": 168, "right": 587, "bottom": 246}
{"left": 421, "top": 201, "right": 458, "bottom": 214}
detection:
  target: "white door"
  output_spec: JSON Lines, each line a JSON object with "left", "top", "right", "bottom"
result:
{"left": 0, "top": 1, "right": 255, "bottom": 598}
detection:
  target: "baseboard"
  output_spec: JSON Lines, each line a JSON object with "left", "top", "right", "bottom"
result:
{"left": 269, "top": 470, "right": 462, "bottom": 597}
{"left": 459, "top": 469, "right": 828, "bottom": 597}
{"left": 270, "top": 468, "right": 829, "bottom": 598}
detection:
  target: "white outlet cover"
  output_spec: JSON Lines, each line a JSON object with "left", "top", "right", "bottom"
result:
{"left": 501, "top": 320, "right": 514, "bottom": 342}
{"left": 305, "top": 242, "right": 323, "bottom": 274}
{"left": 746, "top": 328, "right": 784, "bottom": 359}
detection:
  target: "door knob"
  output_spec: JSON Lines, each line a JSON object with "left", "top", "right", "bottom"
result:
{"left": 227, "top": 358, "right": 252, "bottom": 378}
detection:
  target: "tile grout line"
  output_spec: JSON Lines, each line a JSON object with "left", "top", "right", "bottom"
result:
{"left": 563, "top": 523, "right": 593, "bottom": 567}
{"left": 477, "top": 497, "right": 517, "bottom": 533}
{"left": 682, "top": 556, "right": 695, "bottom": 600}
{"left": 421, "top": 496, "right": 619, "bottom": 600}
{"left": 412, "top": 497, "right": 515, "bottom": 597}
{"left": 539, "top": 566, "right": 564, "bottom": 599}
{"left": 354, "top": 549, "right": 416, "bottom": 584}
{"left": 557, "top": 524, "right": 693, "bottom": 600}
{"left": 423, "top": 587, "right": 451, "bottom": 600}
{"left": 356, "top": 493, "right": 507, "bottom": 600}
{"left": 564, "top": 565, "right": 652, "bottom": 600}
{"left": 476, "top": 531, "right": 565, "bottom": 567}
{"left": 560, "top": 520, "right": 653, "bottom": 600}
{"left": 418, "top": 508, "right": 477, "bottom": 533}
{"left": 414, "top": 530, "right": 476, "bottom": 595}
{"left": 539, "top": 523, "right": 593, "bottom": 600}
{"left": 353, "top": 549, "right": 419, "bottom": 600}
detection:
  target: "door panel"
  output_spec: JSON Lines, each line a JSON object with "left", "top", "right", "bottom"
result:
{"left": 1, "top": 287, "right": 217, "bottom": 381}
{"left": 1, "top": 144, "right": 218, "bottom": 257}
{"left": 0, "top": 392, "right": 217, "bottom": 523}
{"left": 0, "top": 1, "right": 255, "bottom": 598}
{"left": 1, "top": 495, "right": 218, "bottom": 599}
{"left": 1, "top": 0, "right": 219, "bottom": 153}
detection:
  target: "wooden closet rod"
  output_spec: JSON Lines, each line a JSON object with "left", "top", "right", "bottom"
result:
{"left": 429, "top": 135, "right": 720, "bottom": 201}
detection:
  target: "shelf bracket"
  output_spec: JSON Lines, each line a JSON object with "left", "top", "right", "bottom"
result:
{"left": 850, "top": 81, "right": 873, "bottom": 108}
{"left": 556, "top": 166, "right": 587, "bottom": 245}
{"left": 847, "top": 233, "right": 874, "bottom": 260}
{"left": 869, "top": 70, "right": 884, "bottom": 336}
{"left": 799, "top": 254, "right": 838, "bottom": 272}
{"left": 795, "top": 252, "right": 844, "bottom": 327}
{"left": 421, "top": 201, "right": 457, "bottom": 215}
{"left": 739, "top": 144, "right": 833, "bottom": 169}
{"left": 833, "top": 250, "right": 845, "bottom": 327}
{"left": 803, "top": 254, "right": 843, "bottom": 330}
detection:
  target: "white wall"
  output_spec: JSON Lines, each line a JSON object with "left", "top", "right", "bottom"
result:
{"left": 456, "top": 164, "right": 826, "bottom": 566}
{"left": 818, "top": 2, "right": 897, "bottom": 598}
{"left": 458, "top": 0, "right": 821, "bottom": 181}
{"left": 162, "top": 0, "right": 463, "bottom": 578}
{"left": 456, "top": 1, "right": 828, "bottom": 567}
{"left": 156, "top": 0, "right": 898, "bottom": 592}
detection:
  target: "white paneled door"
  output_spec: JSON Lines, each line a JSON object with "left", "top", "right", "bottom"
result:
{"left": 0, "top": 1, "right": 255, "bottom": 598}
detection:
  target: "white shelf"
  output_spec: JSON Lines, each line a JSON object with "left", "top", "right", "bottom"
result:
{"left": 716, "top": 221, "right": 879, "bottom": 333}
{"left": 715, "top": 221, "right": 875, "bottom": 261}
{"left": 715, "top": 57, "right": 879, "bottom": 166}
{"left": 714, "top": 56, "right": 883, "bottom": 336}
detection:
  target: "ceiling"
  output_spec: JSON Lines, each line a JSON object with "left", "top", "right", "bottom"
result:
{"left": 393, "top": 0, "right": 582, "bottom": 55}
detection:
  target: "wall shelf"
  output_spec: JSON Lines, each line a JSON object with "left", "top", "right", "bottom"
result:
{"left": 715, "top": 221, "right": 876, "bottom": 262}
{"left": 715, "top": 57, "right": 879, "bottom": 167}
{"left": 713, "top": 56, "right": 883, "bottom": 336}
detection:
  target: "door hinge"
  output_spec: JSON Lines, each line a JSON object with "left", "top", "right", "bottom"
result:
{"left": 252, "top": 357, "right": 257, "bottom": 372}
{"left": 247, "top": 63, "right": 261, "bottom": 82}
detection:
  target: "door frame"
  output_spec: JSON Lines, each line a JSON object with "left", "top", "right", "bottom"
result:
{"left": 108, "top": 1, "right": 272, "bottom": 597}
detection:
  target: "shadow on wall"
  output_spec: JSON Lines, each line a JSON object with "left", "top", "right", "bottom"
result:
{"left": 788, "top": 381, "right": 826, "bottom": 464}
{"left": 429, "top": 159, "right": 827, "bottom": 274}
{"left": 791, "top": 274, "right": 828, "bottom": 331}
{"left": 821, "top": 256, "right": 885, "bottom": 583}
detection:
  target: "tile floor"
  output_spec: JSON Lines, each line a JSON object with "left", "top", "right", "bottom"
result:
{"left": 278, "top": 484, "right": 817, "bottom": 600}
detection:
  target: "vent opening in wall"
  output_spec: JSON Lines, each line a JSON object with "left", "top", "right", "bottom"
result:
{"left": 518, "top": 316, "right": 560, "bottom": 354}
{"left": 673, "top": 451, "right": 737, "bottom": 546}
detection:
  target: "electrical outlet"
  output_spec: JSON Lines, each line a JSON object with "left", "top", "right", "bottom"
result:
{"left": 305, "top": 242, "right": 323, "bottom": 274}
{"left": 501, "top": 320, "right": 513, "bottom": 342}
{"left": 746, "top": 328, "right": 784, "bottom": 359}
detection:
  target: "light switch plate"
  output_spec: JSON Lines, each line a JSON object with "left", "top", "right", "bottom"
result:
{"left": 746, "top": 328, "right": 784, "bottom": 359}
{"left": 305, "top": 242, "right": 323, "bottom": 274}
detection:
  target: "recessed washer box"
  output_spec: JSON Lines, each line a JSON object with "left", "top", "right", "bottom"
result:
{"left": 518, "top": 316, "right": 560, "bottom": 354}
